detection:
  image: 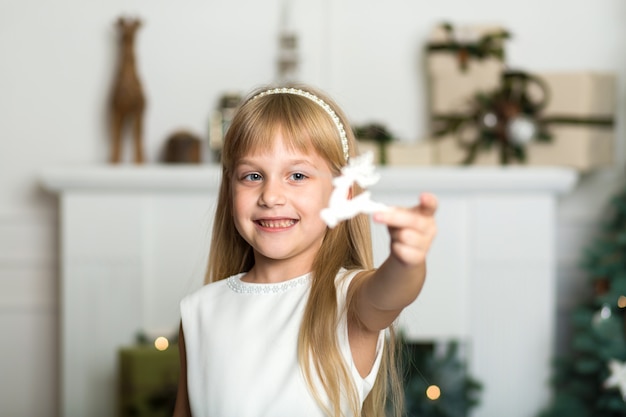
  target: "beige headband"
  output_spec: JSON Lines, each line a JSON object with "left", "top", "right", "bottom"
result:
{"left": 250, "top": 87, "right": 350, "bottom": 162}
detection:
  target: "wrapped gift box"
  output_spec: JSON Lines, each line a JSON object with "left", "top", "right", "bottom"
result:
{"left": 118, "top": 344, "right": 180, "bottom": 417}
{"left": 433, "top": 134, "right": 502, "bottom": 166}
{"left": 426, "top": 23, "right": 509, "bottom": 114}
{"left": 357, "top": 140, "right": 434, "bottom": 166}
{"left": 387, "top": 141, "right": 435, "bottom": 166}
{"left": 534, "top": 72, "right": 616, "bottom": 118}
{"left": 434, "top": 127, "right": 613, "bottom": 170}
{"left": 525, "top": 125, "right": 613, "bottom": 170}
{"left": 534, "top": 71, "right": 616, "bottom": 170}
{"left": 433, "top": 71, "right": 616, "bottom": 170}
{"left": 429, "top": 72, "right": 501, "bottom": 115}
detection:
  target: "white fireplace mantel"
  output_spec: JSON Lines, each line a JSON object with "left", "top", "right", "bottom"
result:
{"left": 42, "top": 164, "right": 577, "bottom": 192}
{"left": 42, "top": 164, "right": 578, "bottom": 417}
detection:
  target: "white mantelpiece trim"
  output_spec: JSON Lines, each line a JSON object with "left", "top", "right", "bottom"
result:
{"left": 41, "top": 165, "right": 577, "bottom": 194}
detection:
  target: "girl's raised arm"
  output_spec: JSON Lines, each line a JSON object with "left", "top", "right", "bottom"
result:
{"left": 351, "top": 192, "right": 438, "bottom": 332}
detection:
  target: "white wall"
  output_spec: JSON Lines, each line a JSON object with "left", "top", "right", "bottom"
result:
{"left": 1, "top": 0, "right": 624, "bottom": 415}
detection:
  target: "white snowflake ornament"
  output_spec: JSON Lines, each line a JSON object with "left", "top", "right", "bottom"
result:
{"left": 604, "top": 359, "right": 626, "bottom": 401}
{"left": 320, "top": 151, "right": 388, "bottom": 228}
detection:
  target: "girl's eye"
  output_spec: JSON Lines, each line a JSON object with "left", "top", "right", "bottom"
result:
{"left": 243, "top": 173, "right": 262, "bottom": 181}
{"left": 290, "top": 172, "right": 307, "bottom": 181}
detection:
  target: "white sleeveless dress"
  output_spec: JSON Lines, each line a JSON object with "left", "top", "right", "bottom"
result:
{"left": 180, "top": 269, "right": 384, "bottom": 417}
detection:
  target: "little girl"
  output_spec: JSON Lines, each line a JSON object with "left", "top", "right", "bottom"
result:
{"left": 173, "top": 85, "right": 437, "bottom": 417}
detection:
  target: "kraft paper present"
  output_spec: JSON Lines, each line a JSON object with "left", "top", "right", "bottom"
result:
{"left": 433, "top": 125, "right": 613, "bottom": 171}
{"left": 432, "top": 70, "right": 616, "bottom": 171}
{"left": 531, "top": 72, "right": 617, "bottom": 118}
{"left": 426, "top": 23, "right": 509, "bottom": 114}
{"left": 357, "top": 140, "right": 434, "bottom": 166}
{"left": 432, "top": 135, "right": 503, "bottom": 166}
{"left": 426, "top": 23, "right": 508, "bottom": 75}
{"left": 531, "top": 71, "right": 616, "bottom": 170}
{"left": 429, "top": 71, "right": 501, "bottom": 114}
{"left": 387, "top": 141, "right": 435, "bottom": 166}
{"left": 427, "top": 53, "right": 504, "bottom": 76}
{"left": 525, "top": 125, "right": 613, "bottom": 171}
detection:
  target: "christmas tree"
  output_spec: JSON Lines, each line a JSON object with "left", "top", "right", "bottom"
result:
{"left": 540, "top": 187, "right": 626, "bottom": 417}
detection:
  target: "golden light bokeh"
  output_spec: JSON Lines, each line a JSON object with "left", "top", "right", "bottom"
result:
{"left": 154, "top": 336, "right": 169, "bottom": 351}
{"left": 618, "top": 295, "right": 626, "bottom": 309}
{"left": 426, "top": 384, "right": 441, "bottom": 400}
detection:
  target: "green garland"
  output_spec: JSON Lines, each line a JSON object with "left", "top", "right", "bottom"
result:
{"left": 426, "top": 22, "right": 511, "bottom": 72}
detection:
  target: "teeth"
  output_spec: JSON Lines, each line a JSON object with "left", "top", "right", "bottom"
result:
{"left": 258, "top": 219, "right": 296, "bottom": 228}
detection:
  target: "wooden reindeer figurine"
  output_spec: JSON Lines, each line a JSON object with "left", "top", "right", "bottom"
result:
{"left": 110, "top": 17, "right": 146, "bottom": 163}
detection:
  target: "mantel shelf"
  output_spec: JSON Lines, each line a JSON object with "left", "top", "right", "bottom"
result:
{"left": 41, "top": 164, "right": 578, "bottom": 194}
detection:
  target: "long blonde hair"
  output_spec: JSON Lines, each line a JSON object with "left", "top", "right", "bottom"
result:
{"left": 206, "top": 84, "right": 402, "bottom": 417}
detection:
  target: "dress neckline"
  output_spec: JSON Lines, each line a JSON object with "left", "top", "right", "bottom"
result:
{"left": 226, "top": 272, "right": 311, "bottom": 294}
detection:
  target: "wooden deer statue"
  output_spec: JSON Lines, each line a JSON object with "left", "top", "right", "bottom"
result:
{"left": 110, "top": 17, "right": 146, "bottom": 163}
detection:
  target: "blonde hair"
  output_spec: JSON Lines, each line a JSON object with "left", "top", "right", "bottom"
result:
{"left": 206, "top": 84, "right": 402, "bottom": 417}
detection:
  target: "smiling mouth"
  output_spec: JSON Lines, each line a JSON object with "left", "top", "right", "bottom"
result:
{"left": 256, "top": 219, "right": 297, "bottom": 228}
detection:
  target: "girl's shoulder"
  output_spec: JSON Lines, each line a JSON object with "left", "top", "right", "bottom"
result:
{"left": 182, "top": 273, "right": 245, "bottom": 304}
{"left": 335, "top": 268, "right": 362, "bottom": 292}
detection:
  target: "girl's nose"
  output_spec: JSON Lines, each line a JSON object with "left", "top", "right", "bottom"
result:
{"left": 258, "top": 179, "right": 286, "bottom": 207}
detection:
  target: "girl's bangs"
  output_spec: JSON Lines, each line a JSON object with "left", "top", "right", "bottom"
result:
{"left": 224, "top": 93, "right": 344, "bottom": 174}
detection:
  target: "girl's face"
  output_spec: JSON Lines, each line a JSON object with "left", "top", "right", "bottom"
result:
{"left": 231, "top": 132, "right": 334, "bottom": 277}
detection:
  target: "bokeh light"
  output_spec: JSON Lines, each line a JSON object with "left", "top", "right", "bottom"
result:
{"left": 426, "top": 384, "right": 441, "bottom": 400}
{"left": 154, "top": 336, "right": 169, "bottom": 351}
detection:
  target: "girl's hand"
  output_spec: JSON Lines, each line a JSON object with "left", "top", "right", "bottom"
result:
{"left": 373, "top": 192, "right": 438, "bottom": 267}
